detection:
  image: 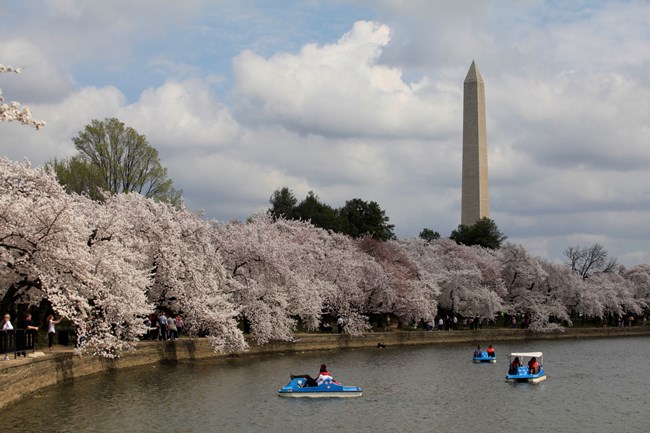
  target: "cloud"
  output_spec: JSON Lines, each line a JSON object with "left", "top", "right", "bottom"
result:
{"left": 232, "top": 20, "right": 459, "bottom": 139}
{"left": 120, "top": 79, "right": 242, "bottom": 151}
{"left": 6, "top": 1, "right": 205, "bottom": 63}
{"left": 0, "top": 40, "right": 74, "bottom": 103}
{"left": 0, "top": 85, "right": 126, "bottom": 164}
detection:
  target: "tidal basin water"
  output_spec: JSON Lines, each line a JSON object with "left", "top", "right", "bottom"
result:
{"left": 5, "top": 336, "right": 650, "bottom": 432}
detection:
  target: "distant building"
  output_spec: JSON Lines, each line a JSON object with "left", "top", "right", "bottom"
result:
{"left": 461, "top": 61, "right": 490, "bottom": 226}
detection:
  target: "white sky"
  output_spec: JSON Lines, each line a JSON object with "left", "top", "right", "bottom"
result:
{"left": 1, "top": 0, "right": 649, "bottom": 266}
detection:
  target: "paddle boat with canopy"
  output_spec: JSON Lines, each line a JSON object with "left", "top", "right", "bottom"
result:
{"left": 505, "top": 351, "right": 546, "bottom": 383}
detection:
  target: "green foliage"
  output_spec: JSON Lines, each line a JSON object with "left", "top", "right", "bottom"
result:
{"left": 295, "top": 191, "right": 342, "bottom": 232}
{"left": 50, "top": 156, "right": 106, "bottom": 201}
{"left": 419, "top": 228, "right": 441, "bottom": 242}
{"left": 267, "top": 187, "right": 395, "bottom": 240}
{"left": 51, "top": 118, "right": 181, "bottom": 204}
{"left": 268, "top": 187, "right": 298, "bottom": 220}
{"left": 338, "top": 198, "right": 395, "bottom": 241}
{"left": 449, "top": 217, "right": 507, "bottom": 249}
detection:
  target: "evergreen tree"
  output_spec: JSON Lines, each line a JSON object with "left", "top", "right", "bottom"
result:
{"left": 450, "top": 217, "right": 506, "bottom": 249}
{"left": 295, "top": 191, "right": 342, "bottom": 232}
{"left": 268, "top": 187, "right": 298, "bottom": 220}
{"left": 339, "top": 198, "right": 395, "bottom": 241}
{"left": 419, "top": 228, "right": 441, "bottom": 242}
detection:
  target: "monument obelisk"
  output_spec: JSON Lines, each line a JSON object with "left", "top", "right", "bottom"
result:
{"left": 461, "top": 60, "right": 489, "bottom": 226}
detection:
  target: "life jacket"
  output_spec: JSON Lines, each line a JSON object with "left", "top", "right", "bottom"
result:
{"left": 316, "top": 371, "right": 335, "bottom": 385}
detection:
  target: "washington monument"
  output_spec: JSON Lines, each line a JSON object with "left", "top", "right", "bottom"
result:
{"left": 461, "top": 60, "right": 489, "bottom": 226}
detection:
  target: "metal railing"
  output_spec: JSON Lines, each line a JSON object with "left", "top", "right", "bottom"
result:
{"left": 1, "top": 330, "right": 36, "bottom": 360}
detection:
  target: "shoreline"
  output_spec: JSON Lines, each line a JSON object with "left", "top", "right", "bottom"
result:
{"left": 2, "top": 326, "right": 650, "bottom": 409}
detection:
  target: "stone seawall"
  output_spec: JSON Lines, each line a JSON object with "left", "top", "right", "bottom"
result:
{"left": 2, "top": 326, "right": 650, "bottom": 410}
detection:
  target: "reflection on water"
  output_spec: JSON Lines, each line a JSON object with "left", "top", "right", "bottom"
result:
{"left": 5, "top": 337, "right": 650, "bottom": 432}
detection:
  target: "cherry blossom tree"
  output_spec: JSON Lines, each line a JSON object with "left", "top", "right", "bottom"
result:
{"left": 0, "top": 157, "right": 149, "bottom": 356}
{"left": 358, "top": 237, "right": 438, "bottom": 326}
{"left": 537, "top": 259, "right": 583, "bottom": 324}
{"left": 399, "top": 238, "right": 443, "bottom": 317}
{"left": 620, "top": 265, "right": 650, "bottom": 310}
{"left": 0, "top": 64, "right": 45, "bottom": 129}
{"left": 102, "top": 193, "right": 246, "bottom": 352}
{"left": 216, "top": 215, "right": 393, "bottom": 339}
{"left": 424, "top": 239, "right": 504, "bottom": 321}
{"left": 0, "top": 158, "right": 69, "bottom": 314}
{"left": 1, "top": 158, "right": 247, "bottom": 356}
{"left": 500, "top": 243, "right": 567, "bottom": 330}
{"left": 274, "top": 221, "right": 375, "bottom": 335}
{"left": 216, "top": 215, "right": 319, "bottom": 343}
{"left": 61, "top": 195, "right": 153, "bottom": 356}
{"left": 580, "top": 272, "right": 642, "bottom": 321}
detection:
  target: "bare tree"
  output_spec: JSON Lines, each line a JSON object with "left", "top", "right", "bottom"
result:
{"left": 564, "top": 243, "right": 619, "bottom": 280}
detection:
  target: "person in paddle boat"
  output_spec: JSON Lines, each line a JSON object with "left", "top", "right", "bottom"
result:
{"left": 528, "top": 356, "right": 540, "bottom": 374}
{"left": 291, "top": 364, "right": 338, "bottom": 387}
{"left": 473, "top": 345, "right": 482, "bottom": 357}
{"left": 487, "top": 345, "right": 495, "bottom": 358}
{"left": 509, "top": 356, "right": 521, "bottom": 374}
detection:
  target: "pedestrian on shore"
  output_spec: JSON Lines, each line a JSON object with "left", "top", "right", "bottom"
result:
{"left": 47, "top": 315, "right": 62, "bottom": 351}
{"left": 149, "top": 313, "right": 159, "bottom": 340}
{"left": 158, "top": 313, "right": 168, "bottom": 341}
{"left": 18, "top": 313, "right": 39, "bottom": 356}
{"left": 2, "top": 314, "right": 13, "bottom": 331}
{"left": 1, "top": 313, "right": 13, "bottom": 361}
{"left": 175, "top": 315, "right": 184, "bottom": 338}
{"left": 168, "top": 317, "right": 178, "bottom": 340}
{"left": 22, "top": 313, "right": 39, "bottom": 332}
{"left": 337, "top": 317, "right": 344, "bottom": 333}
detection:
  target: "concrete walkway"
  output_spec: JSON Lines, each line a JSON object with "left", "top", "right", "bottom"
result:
{"left": 1, "top": 344, "right": 74, "bottom": 367}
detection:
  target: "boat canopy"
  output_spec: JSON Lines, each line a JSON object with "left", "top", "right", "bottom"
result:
{"left": 509, "top": 352, "right": 543, "bottom": 358}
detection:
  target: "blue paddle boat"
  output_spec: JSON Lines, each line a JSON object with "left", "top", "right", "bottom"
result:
{"left": 505, "top": 352, "right": 547, "bottom": 383}
{"left": 278, "top": 376, "right": 363, "bottom": 398}
{"left": 473, "top": 350, "right": 497, "bottom": 363}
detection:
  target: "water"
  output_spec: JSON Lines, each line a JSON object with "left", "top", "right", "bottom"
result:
{"left": 3, "top": 336, "right": 649, "bottom": 432}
